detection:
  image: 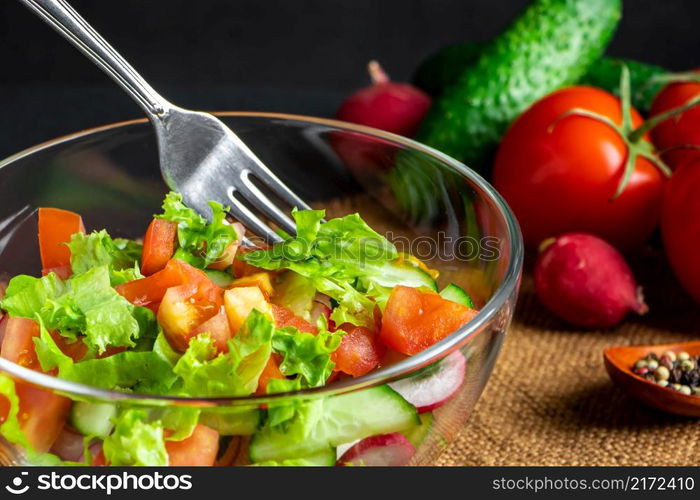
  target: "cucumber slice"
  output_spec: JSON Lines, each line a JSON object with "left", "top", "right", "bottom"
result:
{"left": 199, "top": 409, "right": 262, "bottom": 436}
{"left": 70, "top": 401, "right": 117, "bottom": 438}
{"left": 272, "top": 272, "right": 316, "bottom": 320}
{"left": 252, "top": 448, "right": 336, "bottom": 466}
{"left": 249, "top": 385, "right": 418, "bottom": 462}
{"left": 401, "top": 412, "right": 434, "bottom": 448}
{"left": 367, "top": 261, "right": 438, "bottom": 292}
{"left": 439, "top": 283, "right": 474, "bottom": 308}
{"left": 205, "top": 270, "right": 234, "bottom": 287}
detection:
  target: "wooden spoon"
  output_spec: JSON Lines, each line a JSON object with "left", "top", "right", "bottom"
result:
{"left": 604, "top": 341, "right": 700, "bottom": 417}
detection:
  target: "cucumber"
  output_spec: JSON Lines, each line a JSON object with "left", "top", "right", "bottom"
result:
{"left": 204, "top": 269, "right": 234, "bottom": 287}
{"left": 249, "top": 385, "right": 418, "bottom": 462}
{"left": 417, "top": 0, "right": 621, "bottom": 173}
{"left": 439, "top": 283, "right": 474, "bottom": 308}
{"left": 365, "top": 261, "right": 438, "bottom": 292}
{"left": 252, "top": 448, "right": 336, "bottom": 467}
{"left": 272, "top": 271, "right": 316, "bottom": 320}
{"left": 199, "top": 409, "right": 262, "bottom": 435}
{"left": 70, "top": 401, "right": 117, "bottom": 438}
{"left": 401, "top": 412, "right": 434, "bottom": 448}
{"left": 414, "top": 43, "right": 667, "bottom": 113}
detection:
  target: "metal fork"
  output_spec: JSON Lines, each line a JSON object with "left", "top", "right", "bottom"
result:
{"left": 20, "top": 0, "right": 311, "bottom": 243}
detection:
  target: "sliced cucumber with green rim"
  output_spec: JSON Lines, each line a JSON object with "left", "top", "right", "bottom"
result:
{"left": 401, "top": 412, "right": 434, "bottom": 448}
{"left": 439, "top": 283, "right": 474, "bottom": 308}
{"left": 199, "top": 409, "right": 262, "bottom": 436}
{"left": 252, "top": 448, "right": 336, "bottom": 466}
{"left": 249, "top": 385, "right": 418, "bottom": 462}
{"left": 367, "top": 261, "right": 437, "bottom": 292}
{"left": 204, "top": 269, "right": 234, "bottom": 287}
{"left": 70, "top": 401, "right": 117, "bottom": 438}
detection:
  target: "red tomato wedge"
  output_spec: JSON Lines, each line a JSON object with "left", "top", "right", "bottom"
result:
{"left": 42, "top": 265, "right": 72, "bottom": 280}
{"left": 380, "top": 286, "right": 477, "bottom": 355}
{"left": 116, "top": 259, "right": 222, "bottom": 309}
{"left": 256, "top": 353, "right": 285, "bottom": 395}
{"left": 158, "top": 285, "right": 224, "bottom": 353}
{"left": 332, "top": 324, "right": 384, "bottom": 377}
{"left": 271, "top": 304, "right": 317, "bottom": 334}
{"left": 16, "top": 382, "right": 71, "bottom": 453}
{"left": 38, "top": 207, "right": 85, "bottom": 272}
{"left": 165, "top": 424, "right": 219, "bottom": 466}
{"left": 189, "top": 306, "right": 232, "bottom": 354}
{"left": 141, "top": 219, "right": 178, "bottom": 276}
{"left": 0, "top": 317, "right": 71, "bottom": 452}
{"left": 1, "top": 317, "right": 41, "bottom": 370}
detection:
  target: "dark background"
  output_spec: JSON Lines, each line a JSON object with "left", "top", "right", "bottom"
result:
{"left": 0, "top": 0, "right": 698, "bottom": 159}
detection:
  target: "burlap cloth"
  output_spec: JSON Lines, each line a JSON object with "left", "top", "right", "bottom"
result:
{"left": 437, "top": 249, "right": 700, "bottom": 466}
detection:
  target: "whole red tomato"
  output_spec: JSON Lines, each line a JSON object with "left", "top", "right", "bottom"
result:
{"left": 661, "top": 156, "right": 700, "bottom": 305}
{"left": 493, "top": 86, "right": 666, "bottom": 251}
{"left": 650, "top": 72, "right": 700, "bottom": 170}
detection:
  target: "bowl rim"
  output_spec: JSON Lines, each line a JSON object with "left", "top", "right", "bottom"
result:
{"left": 0, "top": 111, "right": 523, "bottom": 406}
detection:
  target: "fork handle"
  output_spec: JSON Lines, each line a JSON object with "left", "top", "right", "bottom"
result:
{"left": 20, "top": 0, "right": 170, "bottom": 120}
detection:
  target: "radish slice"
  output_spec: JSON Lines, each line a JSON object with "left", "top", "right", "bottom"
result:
{"left": 389, "top": 351, "right": 466, "bottom": 413}
{"left": 50, "top": 426, "right": 86, "bottom": 462}
{"left": 337, "top": 433, "right": 415, "bottom": 466}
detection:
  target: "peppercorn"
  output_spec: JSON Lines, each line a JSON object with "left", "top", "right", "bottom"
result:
{"left": 634, "top": 360, "right": 648, "bottom": 370}
{"left": 655, "top": 365, "right": 670, "bottom": 381}
{"left": 657, "top": 380, "right": 669, "bottom": 388}
{"left": 681, "top": 359, "right": 695, "bottom": 372}
{"left": 678, "top": 352, "right": 690, "bottom": 361}
{"left": 680, "top": 385, "right": 692, "bottom": 395}
{"left": 647, "top": 359, "right": 659, "bottom": 370}
{"left": 662, "top": 351, "right": 677, "bottom": 362}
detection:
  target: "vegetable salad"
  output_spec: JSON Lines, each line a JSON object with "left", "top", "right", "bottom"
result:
{"left": 0, "top": 192, "right": 477, "bottom": 465}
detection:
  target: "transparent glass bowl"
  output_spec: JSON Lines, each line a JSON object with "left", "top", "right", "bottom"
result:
{"left": 0, "top": 113, "right": 522, "bottom": 466}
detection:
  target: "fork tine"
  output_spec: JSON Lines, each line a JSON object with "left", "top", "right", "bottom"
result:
{"left": 237, "top": 169, "right": 298, "bottom": 235}
{"left": 245, "top": 163, "right": 312, "bottom": 211}
{"left": 226, "top": 187, "right": 283, "bottom": 244}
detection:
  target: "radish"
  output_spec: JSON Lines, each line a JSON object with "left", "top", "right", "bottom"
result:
{"left": 534, "top": 233, "right": 648, "bottom": 328}
{"left": 336, "top": 433, "right": 415, "bottom": 466}
{"left": 50, "top": 426, "right": 86, "bottom": 462}
{"left": 335, "top": 61, "right": 431, "bottom": 138}
{"left": 388, "top": 350, "right": 466, "bottom": 413}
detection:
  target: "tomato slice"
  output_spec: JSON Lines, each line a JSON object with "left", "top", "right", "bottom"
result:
{"left": 233, "top": 245, "right": 270, "bottom": 277}
{"left": 255, "top": 353, "right": 285, "bottom": 395}
{"left": 271, "top": 304, "right": 317, "bottom": 334}
{"left": 190, "top": 306, "right": 231, "bottom": 353}
{"left": 116, "top": 259, "right": 222, "bottom": 309}
{"left": 15, "top": 382, "right": 71, "bottom": 453}
{"left": 41, "top": 265, "right": 72, "bottom": 280}
{"left": 165, "top": 424, "right": 219, "bottom": 466}
{"left": 332, "top": 324, "right": 385, "bottom": 377}
{"left": 380, "top": 286, "right": 478, "bottom": 355}
{"left": 1, "top": 317, "right": 41, "bottom": 370}
{"left": 0, "top": 317, "right": 72, "bottom": 452}
{"left": 158, "top": 284, "right": 222, "bottom": 353}
{"left": 141, "top": 219, "right": 178, "bottom": 276}
{"left": 38, "top": 207, "right": 85, "bottom": 272}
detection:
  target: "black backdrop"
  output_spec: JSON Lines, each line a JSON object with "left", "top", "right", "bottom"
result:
{"left": 0, "top": 0, "right": 698, "bottom": 158}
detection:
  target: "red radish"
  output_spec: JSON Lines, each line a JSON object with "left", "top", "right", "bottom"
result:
{"left": 50, "top": 426, "right": 86, "bottom": 462}
{"left": 337, "top": 433, "right": 416, "bottom": 466}
{"left": 534, "top": 233, "right": 647, "bottom": 328}
{"left": 388, "top": 350, "right": 466, "bottom": 413}
{"left": 310, "top": 294, "right": 332, "bottom": 326}
{"left": 335, "top": 61, "right": 431, "bottom": 138}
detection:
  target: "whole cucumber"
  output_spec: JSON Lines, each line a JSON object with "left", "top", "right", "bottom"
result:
{"left": 417, "top": 0, "right": 622, "bottom": 174}
{"left": 413, "top": 43, "right": 667, "bottom": 113}
{"left": 413, "top": 42, "right": 669, "bottom": 112}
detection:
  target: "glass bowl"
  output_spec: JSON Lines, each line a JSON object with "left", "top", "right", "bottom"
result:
{"left": 0, "top": 112, "right": 522, "bottom": 466}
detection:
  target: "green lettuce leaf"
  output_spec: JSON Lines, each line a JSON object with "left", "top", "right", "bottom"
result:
{"left": 157, "top": 191, "right": 238, "bottom": 268}
{"left": 70, "top": 266, "right": 141, "bottom": 352}
{"left": 68, "top": 230, "right": 143, "bottom": 285}
{"left": 242, "top": 209, "right": 397, "bottom": 327}
{"left": 272, "top": 326, "right": 342, "bottom": 388}
{"left": 173, "top": 309, "right": 273, "bottom": 397}
{"left": 1, "top": 272, "right": 67, "bottom": 320}
{"left": 103, "top": 409, "right": 168, "bottom": 466}
{"left": 34, "top": 317, "right": 178, "bottom": 393}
